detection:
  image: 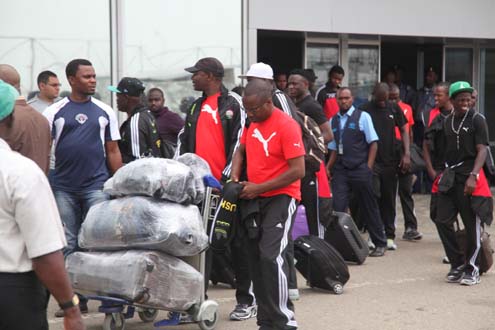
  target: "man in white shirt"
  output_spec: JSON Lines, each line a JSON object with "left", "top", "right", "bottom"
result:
{"left": 28, "top": 70, "right": 62, "bottom": 113}
{"left": 0, "top": 76, "right": 84, "bottom": 330}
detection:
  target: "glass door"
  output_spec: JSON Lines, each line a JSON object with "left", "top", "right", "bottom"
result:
{"left": 348, "top": 45, "right": 379, "bottom": 105}
{"left": 444, "top": 47, "right": 473, "bottom": 83}
{"left": 305, "top": 43, "right": 339, "bottom": 87}
{"left": 480, "top": 48, "right": 495, "bottom": 148}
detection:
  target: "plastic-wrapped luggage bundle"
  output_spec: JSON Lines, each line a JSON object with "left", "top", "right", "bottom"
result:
{"left": 176, "top": 153, "right": 212, "bottom": 200}
{"left": 79, "top": 196, "right": 208, "bottom": 257}
{"left": 103, "top": 158, "right": 202, "bottom": 204}
{"left": 67, "top": 250, "right": 202, "bottom": 311}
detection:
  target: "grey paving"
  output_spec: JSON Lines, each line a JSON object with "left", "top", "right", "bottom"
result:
{"left": 48, "top": 193, "right": 495, "bottom": 330}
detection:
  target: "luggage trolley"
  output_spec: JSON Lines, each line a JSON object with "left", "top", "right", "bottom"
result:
{"left": 84, "top": 175, "right": 222, "bottom": 330}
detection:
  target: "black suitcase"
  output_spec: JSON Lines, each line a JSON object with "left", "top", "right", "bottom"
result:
{"left": 325, "top": 211, "right": 368, "bottom": 265}
{"left": 294, "top": 235, "right": 350, "bottom": 294}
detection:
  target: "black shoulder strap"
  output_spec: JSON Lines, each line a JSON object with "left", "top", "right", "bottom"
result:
{"left": 333, "top": 115, "right": 341, "bottom": 146}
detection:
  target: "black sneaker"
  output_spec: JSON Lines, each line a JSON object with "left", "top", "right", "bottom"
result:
{"left": 446, "top": 266, "right": 464, "bottom": 283}
{"left": 369, "top": 246, "right": 386, "bottom": 257}
{"left": 402, "top": 228, "right": 423, "bottom": 241}
{"left": 460, "top": 271, "right": 481, "bottom": 286}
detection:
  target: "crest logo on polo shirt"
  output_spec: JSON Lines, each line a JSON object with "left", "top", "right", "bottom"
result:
{"left": 75, "top": 113, "right": 88, "bottom": 125}
{"left": 252, "top": 128, "right": 277, "bottom": 157}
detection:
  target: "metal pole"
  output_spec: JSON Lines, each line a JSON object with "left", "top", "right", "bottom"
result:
{"left": 109, "top": 0, "right": 125, "bottom": 123}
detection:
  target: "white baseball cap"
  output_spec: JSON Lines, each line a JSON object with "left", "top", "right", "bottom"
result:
{"left": 239, "top": 62, "right": 274, "bottom": 80}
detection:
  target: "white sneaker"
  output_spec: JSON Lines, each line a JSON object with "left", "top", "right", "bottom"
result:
{"left": 289, "top": 289, "right": 300, "bottom": 301}
{"left": 367, "top": 237, "right": 376, "bottom": 250}
{"left": 229, "top": 304, "right": 257, "bottom": 321}
{"left": 387, "top": 239, "right": 397, "bottom": 250}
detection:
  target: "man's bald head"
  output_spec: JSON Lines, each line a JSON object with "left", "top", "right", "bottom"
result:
{"left": 244, "top": 79, "right": 273, "bottom": 102}
{"left": 388, "top": 83, "right": 400, "bottom": 103}
{"left": 0, "top": 64, "right": 21, "bottom": 92}
{"left": 373, "top": 82, "right": 390, "bottom": 106}
{"left": 374, "top": 82, "right": 390, "bottom": 95}
{"left": 242, "top": 79, "right": 274, "bottom": 123}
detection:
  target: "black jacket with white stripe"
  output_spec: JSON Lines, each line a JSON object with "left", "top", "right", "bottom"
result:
{"left": 272, "top": 88, "right": 297, "bottom": 118}
{"left": 119, "top": 105, "right": 165, "bottom": 164}
{"left": 176, "top": 85, "right": 245, "bottom": 183}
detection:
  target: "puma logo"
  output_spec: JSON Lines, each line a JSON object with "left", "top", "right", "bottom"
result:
{"left": 252, "top": 128, "right": 277, "bottom": 157}
{"left": 462, "top": 127, "right": 469, "bottom": 132}
{"left": 201, "top": 104, "right": 218, "bottom": 125}
{"left": 294, "top": 143, "right": 301, "bottom": 148}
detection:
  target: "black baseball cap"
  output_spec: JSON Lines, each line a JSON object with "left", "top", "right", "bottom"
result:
{"left": 303, "top": 68, "right": 318, "bottom": 83}
{"left": 108, "top": 77, "right": 145, "bottom": 96}
{"left": 185, "top": 57, "right": 224, "bottom": 77}
{"left": 290, "top": 68, "right": 313, "bottom": 82}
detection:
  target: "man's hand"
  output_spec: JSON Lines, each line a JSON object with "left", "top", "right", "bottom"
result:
{"left": 239, "top": 181, "right": 263, "bottom": 199}
{"left": 326, "top": 163, "right": 332, "bottom": 180}
{"left": 400, "top": 153, "right": 411, "bottom": 173}
{"left": 464, "top": 175, "right": 477, "bottom": 195}
{"left": 64, "top": 307, "right": 85, "bottom": 330}
{"left": 428, "top": 169, "right": 438, "bottom": 181}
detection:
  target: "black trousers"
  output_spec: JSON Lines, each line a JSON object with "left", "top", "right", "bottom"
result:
{"left": 373, "top": 164, "right": 399, "bottom": 239}
{"left": 435, "top": 220, "right": 464, "bottom": 268}
{"left": 0, "top": 272, "right": 49, "bottom": 330}
{"left": 397, "top": 171, "right": 418, "bottom": 230}
{"left": 300, "top": 173, "right": 324, "bottom": 238}
{"left": 231, "top": 223, "right": 256, "bottom": 306}
{"left": 245, "top": 195, "right": 298, "bottom": 330}
{"left": 332, "top": 164, "right": 387, "bottom": 247}
{"left": 435, "top": 184, "right": 483, "bottom": 274}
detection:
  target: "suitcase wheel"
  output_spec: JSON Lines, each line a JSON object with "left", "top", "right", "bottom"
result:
{"left": 103, "top": 312, "right": 125, "bottom": 330}
{"left": 332, "top": 283, "right": 344, "bottom": 295}
{"left": 198, "top": 311, "right": 217, "bottom": 330}
{"left": 138, "top": 308, "right": 158, "bottom": 323}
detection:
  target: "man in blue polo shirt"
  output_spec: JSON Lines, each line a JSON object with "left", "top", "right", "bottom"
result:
{"left": 326, "top": 87, "right": 387, "bottom": 257}
{"left": 44, "top": 58, "right": 122, "bottom": 316}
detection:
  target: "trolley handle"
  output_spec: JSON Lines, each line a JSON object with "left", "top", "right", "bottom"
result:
{"left": 203, "top": 175, "right": 222, "bottom": 191}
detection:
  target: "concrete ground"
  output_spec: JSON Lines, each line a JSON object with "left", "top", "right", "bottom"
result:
{"left": 48, "top": 193, "right": 495, "bottom": 330}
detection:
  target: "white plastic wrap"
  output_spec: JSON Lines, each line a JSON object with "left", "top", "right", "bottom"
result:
{"left": 67, "top": 250, "right": 202, "bottom": 311}
{"left": 176, "top": 153, "right": 212, "bottom": 200}
{"left": 103, "top": 158, "right": 201, "bottom": 204}
{"left": 79, "top": 196, "right": 208, "bottom": 257}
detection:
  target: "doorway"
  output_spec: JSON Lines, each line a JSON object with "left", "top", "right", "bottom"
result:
{"left": 257, "top": 30, "right": 305, "bottom": 76}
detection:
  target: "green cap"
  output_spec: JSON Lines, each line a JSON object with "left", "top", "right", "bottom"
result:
{"left": 449, "top": 81, "right": 474, "bottom": 98}
{"left": 0, "top": 80, "right": 19, "bottom": 121}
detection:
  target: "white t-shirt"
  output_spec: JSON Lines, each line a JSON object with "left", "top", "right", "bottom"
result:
{"left": 0, "top": 139, "right": 66, "bottom": 273}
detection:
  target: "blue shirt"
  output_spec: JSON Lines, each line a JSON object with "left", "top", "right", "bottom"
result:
{"left": 328, "top": 106, "right": 378, "bottom": 150}
{"left": 44, "top": 97, "right": 120, "bottom": 192}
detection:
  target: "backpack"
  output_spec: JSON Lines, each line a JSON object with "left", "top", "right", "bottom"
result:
{"left": 484, "top": 146, "right": 495, "bottom": 186}
{"left": 473, "top": 112, "right": 495, "bottom": 185}
{"left": 294, "top": 111, "right": 327, "bottom": 173}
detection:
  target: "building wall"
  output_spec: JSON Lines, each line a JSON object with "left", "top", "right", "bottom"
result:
{"left": 249, "top": 0, "right": 495, "bottom": 39}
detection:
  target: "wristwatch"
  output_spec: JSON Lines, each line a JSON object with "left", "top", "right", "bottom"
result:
{"left": 469, "top": 172, "right": 479, "bottom": 181}
{"left": 59, "top": 295, "right": 79, "bottom": 310}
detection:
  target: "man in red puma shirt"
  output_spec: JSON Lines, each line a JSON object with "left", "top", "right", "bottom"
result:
{"left": 232, "top": 79, "right": 304, "bottom": 330}
{"left": 177, "top": 57, "right": 250, "bottom": 319}
{"left": 178, "top": 57, "right": 244, "bottom": 182}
